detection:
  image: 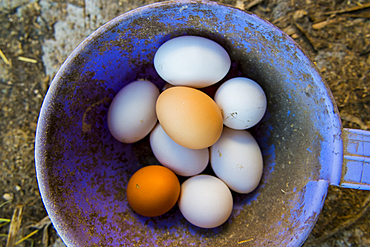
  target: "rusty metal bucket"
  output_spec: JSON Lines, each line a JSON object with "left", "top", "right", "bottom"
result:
{"left": 35, "top": 1, "right": 370, "bottom": 246}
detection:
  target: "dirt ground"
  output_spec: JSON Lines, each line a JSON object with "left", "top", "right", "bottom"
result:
{"left": 0, "top": 0, "right": 369, "bottom": 246}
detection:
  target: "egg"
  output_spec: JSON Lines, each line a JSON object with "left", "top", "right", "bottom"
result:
{"left": 178, "top": 175, "right": 233, "bottom": 228}
{"left": 126, "top": 165, "right": 180, "bottom": 217}
{"left": 210, "top": 127, "right": 263, "bottom": 194}
{"left": 107, "top": 80, "right": 159, "bottom": 143}
{"left": 154, "top": 36, "right": 231, "bottom": 88}
{"left": 156, "top": 86, "right": 223, "bottom": 149}
{"left": 214, "top": 77, "right": 267, "bottom": 129}
{"left": 150, "top": 123, "right": 209, "bottom": 177}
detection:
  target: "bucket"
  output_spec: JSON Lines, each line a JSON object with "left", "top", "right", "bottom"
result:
{"left": 35, "top": 1, "right": 370, "bottom": 246}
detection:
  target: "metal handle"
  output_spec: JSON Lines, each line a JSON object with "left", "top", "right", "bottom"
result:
{"left": 339, "top": 128, "right": 370, "bottom": 190}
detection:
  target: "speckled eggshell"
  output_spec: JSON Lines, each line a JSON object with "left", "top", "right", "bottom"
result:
{"left": 210, "top": 126, "right": 263, "bottom": 194}
{"left": 214, "top": 77, "right": 267, "bottom": 129}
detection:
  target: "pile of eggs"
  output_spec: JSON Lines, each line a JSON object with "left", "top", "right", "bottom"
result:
{"left": 107, "top": 36, "right": 267, "bottom": 229}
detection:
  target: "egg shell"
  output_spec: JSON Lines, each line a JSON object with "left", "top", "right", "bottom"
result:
{"left": 210, "top": 127, "right": 263, "bottom": 194}
{"left": 150, "top": 123, "right": 209, "bottom": 177}
{"left": 214, "top": 77, "right": 267, "bottom": 129}
{"left": 107, "top": 80, "right": 159, "bottom": 143}
{"left": 178, "top": 175, "right": 233, "bottom": 228}
{"left": 126, "top": 165, "right": 180, "bottom": 217}
{"left": 156, "top": 86, "right": 223, "bottom": 149}
{"left": 154, "top": 36, "right": 231, "bottom": 88}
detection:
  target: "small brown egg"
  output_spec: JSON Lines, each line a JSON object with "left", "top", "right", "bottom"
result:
{"left": 156, "top": 86, "right": 223, "bottom": 149}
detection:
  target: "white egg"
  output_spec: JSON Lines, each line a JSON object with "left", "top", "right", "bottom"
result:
{"left": 178, "top": 175, "right": 233, "bottom": 228}
{"left": 214, "top": 77, "right": 267, "bottom": 129}
{"left": 149, "top": 123, "right": 209, "bottom": 177}
{"left": 210, "top": 127, "right": 263, "bottom": 194}
{"left": 154, "top": 36, "right": 231, "bottom": 88}
{"left": 107, "top": 80, "right": 159, "bottom": 143}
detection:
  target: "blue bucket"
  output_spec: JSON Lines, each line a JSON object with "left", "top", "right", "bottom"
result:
{"left": 35, "top": 1, "right": 370, "bottom": 246}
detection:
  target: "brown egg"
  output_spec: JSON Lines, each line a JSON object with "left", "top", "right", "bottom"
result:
{"left": 156, "top": 86, "right": 223, "bottom": 149}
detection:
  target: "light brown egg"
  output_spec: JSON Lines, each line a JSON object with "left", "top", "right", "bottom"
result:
{"left": 156, "top": 86, "right": 223, "bottom": 149}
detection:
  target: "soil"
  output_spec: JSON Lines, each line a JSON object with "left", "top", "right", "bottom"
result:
{"left": 0, "top": 0, "right": 369, "bottom": 246}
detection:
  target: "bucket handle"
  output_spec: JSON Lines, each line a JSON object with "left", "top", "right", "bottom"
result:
{"left": 337, "top": 128, "right": 370, "bottom": 190}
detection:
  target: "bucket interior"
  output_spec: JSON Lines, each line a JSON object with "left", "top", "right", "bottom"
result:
{"left": 35, "top": 1, "right": 342, "bottom": 246}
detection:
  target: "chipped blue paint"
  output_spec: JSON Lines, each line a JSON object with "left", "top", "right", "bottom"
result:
{"left": 340, "top": 129, "right": 370, "bottom": 189}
